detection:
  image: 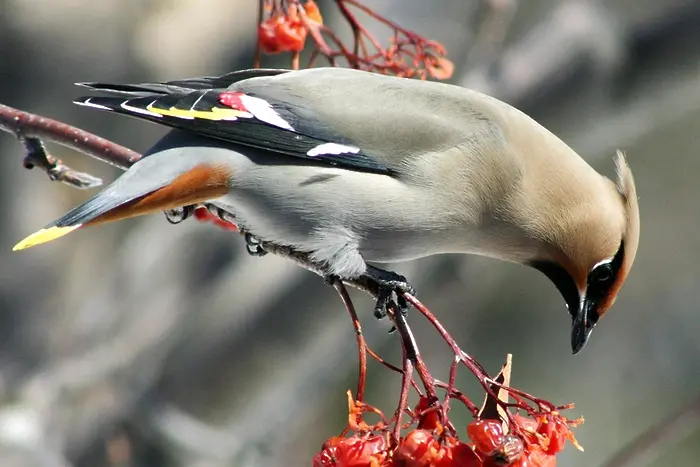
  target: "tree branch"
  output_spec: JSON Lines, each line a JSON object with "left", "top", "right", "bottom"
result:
{"left": 0, "top": 103, "right": 140, "bottom": 170}
{"left": 19, "top": 135, "right": 102, "bottom": 189}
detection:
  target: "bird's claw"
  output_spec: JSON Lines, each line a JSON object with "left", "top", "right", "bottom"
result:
{"left": 362, "top": 266, "right": 415, "bottom": 327}
{"left": 244, "top": 232, "right": 267, "bottom": 257}
{"left": 206, "top": 203, "right": 237, "bottom": 224}
{"left": 164, "top": 205, "right": 195, "bottom": 224}
{"left": 323, "top": 275, "right": 339, "bottom": 287}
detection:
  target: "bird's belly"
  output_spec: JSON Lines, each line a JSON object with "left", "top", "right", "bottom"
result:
{"left": 209, "top": 162, "right": 470, "bottom": 271}
{"left": 357, "top": 230, "right": 456, "bottom": 263}
{"left": 214, "top": 194, "right": 457, "bottom": 264}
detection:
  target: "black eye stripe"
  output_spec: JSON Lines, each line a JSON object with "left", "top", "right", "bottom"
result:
{"left": 586, "top": 241, "right": 625, "bottom": 301}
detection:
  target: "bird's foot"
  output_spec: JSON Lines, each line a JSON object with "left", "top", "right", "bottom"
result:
{"left": 362, "top": 265, "right": 415, "bottom": 323}
{"left": 244, "top": 232, "right": 267, "bottom": 257}
{"left": 204, "top": 203, "right": 237, "bottom": 224}
{"left": 323, "top": 275, "right": 339, "bottom": 287}
{"left": 164, "top": 205, "right": 196, "bottom": 224}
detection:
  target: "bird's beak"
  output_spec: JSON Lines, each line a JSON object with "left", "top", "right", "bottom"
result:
{"left": 571, "top": 297, "right": 599, "bottom": 354}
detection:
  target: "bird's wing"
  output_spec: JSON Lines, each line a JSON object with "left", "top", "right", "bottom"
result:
{"left": 74, "top": 68, "right": 391, "bottom": 174}
{"left": 75, "top": 68, "right": 502, "bottom": 176}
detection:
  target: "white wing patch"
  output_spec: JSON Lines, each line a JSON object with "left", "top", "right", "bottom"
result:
{"left": 121, "top": 100, "right": 164, "bottom": 117}
{"left": 73, "top": 98, "right": 114, "bottom": 112}
{"left": 307, "top": 143, "right": 361, "bottom": 157}
{"left": 239, "top": 94, "right": 294, "bottom": 131}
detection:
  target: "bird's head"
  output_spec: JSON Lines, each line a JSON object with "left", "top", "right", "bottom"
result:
{"left": 531, "top": 151, "right": 639, "bottom": 354}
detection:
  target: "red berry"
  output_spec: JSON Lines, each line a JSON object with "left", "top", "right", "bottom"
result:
{"left": 274, "top": 20, "right": 307, "bottom": 52}
{"left": 435, "top": 440, "right": 481, "bottom": 467}
{"left": 313, "top": 437, "right": 342, "bottom": 467}
{"left": 304, "top": 0, "right": 323, "bottom": 24}
{"left": 537, "top": 417, "right": 567, "bottom": 455}
{"left": 467, "top": 420, "right": 504, "bottom": 456}
{"left": 485, "top": 434, "right": 525, "bottom": 465}
{"left": 414, "top": 396, "right": 440, "bottom": 431}
{"left": 395, "top": 430, "right": 439, "bottom": 467}
{"left": 313, "top": 446, "right": 338, "bottom": 467}
{"left": 509, "top": 455, "right": 531, "bottom": 467}
{"left": 257, "top": 6, "right": 308, "bottom": 54}
{"left": 504, "top": 447, "right": 557, "bottom": 467}
{"left": 334, "top": 435, "right": 387, "bottom": 467}
{"left": 527, "top": 447, "right": 557, "bottom": 467}
{"left": 258, "top": 18, "right": 284, "bottom": 54}
{"left": 511, "top": 414, "right": 539, "bottom": 437}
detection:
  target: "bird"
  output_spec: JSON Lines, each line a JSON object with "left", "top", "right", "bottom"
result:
{"left": 12, "top": 67, "right": 639, "bottom": 354}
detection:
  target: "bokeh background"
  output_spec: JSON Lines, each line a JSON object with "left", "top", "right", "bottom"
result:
{"left": 1, "top": 0, "right": 700, "bottom": 466}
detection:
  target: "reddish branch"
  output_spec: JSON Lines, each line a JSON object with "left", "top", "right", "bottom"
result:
{"left": 0, "top": 103, "right": 138, "bottom": 189}
{"left": 0, "top": 103, "right": 140, "bottom": 170}
{"left": 333, "top": 280, "right": 368, "bottom": 404}
{"left": 328, "top": 286, "right": 582, "bottom": 447}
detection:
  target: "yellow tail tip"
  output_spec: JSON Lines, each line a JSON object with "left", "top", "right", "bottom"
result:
{"left": 13, "top": 225, "right": 81, "bottom": 251}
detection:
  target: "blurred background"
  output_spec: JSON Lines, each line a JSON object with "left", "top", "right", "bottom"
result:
{"left": 1, "top": 0, "right": 699, "bottom": 466}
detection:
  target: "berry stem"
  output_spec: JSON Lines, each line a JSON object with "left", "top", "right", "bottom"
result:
{"left": 333, "top": 280, "right": 367, "bottom": 404}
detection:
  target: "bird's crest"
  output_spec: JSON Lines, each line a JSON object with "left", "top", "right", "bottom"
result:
{"left": 598, "top": 150, "right": 639, "bottom": 315}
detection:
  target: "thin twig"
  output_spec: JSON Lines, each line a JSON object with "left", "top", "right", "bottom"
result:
{"left": 19, "top": 135, "right": 102, "bottom": 189}
{"left": 295, "top": 0, "right": 451, "bottom": 78}
{"left": 0, "top": 103, "right": 141, "bottom": 169}
{"left": 389, "top": 305, "right": 438, "bottom": 401}
{"left": 334, "top": 0, "right": 361, "bottom": 68}
{"left": 254, "top": 0, "right": 265, "bottom": 68}
{"left": 393, "top": 337, "right": 413, "bottom": 444}
{"left": 333, "top": 280, "right": 367, "bottom": 403}
{"left": 291, "top": 51, "right": 300, "bottom": 70}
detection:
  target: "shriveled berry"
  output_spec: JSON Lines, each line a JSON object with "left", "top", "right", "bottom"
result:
{"left": 394, "top": 430, "right": 439, "bottom": 467}
{"left": 435, "top": 439, "right": 481, "bottom": 467}
{"left": 334, "top": 435, "right": 387, "bottom": 467}
{"left": 537, "top": 417, "right": 567, "bottom": 455}
{"left": 467, "top": 420, "right": 505, "bottom": 456}
{"left": 414, "top": 396, "right": 441, "bottom": 431}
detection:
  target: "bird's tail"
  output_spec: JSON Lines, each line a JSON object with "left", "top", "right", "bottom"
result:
{"left": 14, "top": 70, "right": 289, "bottom": 251}
{"left": 13, "top": 152, "right": 232, "bottom": 251}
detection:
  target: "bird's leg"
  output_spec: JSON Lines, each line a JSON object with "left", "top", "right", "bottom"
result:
{"left": 243, "top": 232, "right": 267, "bottom": 257}
{"left": 164, "top": 205, "right": 196, "bottom": 224}
{"left": 361, "top": 264, "right": 415, "bottom": 321}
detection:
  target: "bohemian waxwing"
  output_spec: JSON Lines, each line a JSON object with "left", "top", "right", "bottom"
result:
{"left": 13, "top": 68, "right": 640, "bottom": 353}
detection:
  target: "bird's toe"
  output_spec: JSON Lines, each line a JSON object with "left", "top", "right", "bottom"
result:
{"left": 244, "top": 232, "right": 267, "bottom": 257}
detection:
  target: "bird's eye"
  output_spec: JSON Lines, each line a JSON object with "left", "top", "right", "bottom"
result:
{"left": 590, "top": 263, "right": 613, "bottom": 284}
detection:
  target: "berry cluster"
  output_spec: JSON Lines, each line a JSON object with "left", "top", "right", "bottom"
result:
{"left": 258, "top": 0, "right": 322, "bottom": 54}
{"left": 312, "top": 395, "right": 580, "bottom": 467}
{"left": 255, "top": 0, "right": 452, "bottom": 79}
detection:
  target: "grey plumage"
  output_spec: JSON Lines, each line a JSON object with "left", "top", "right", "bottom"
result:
{"left": 15, "top": 67, "right": 640, "bottom": 353}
